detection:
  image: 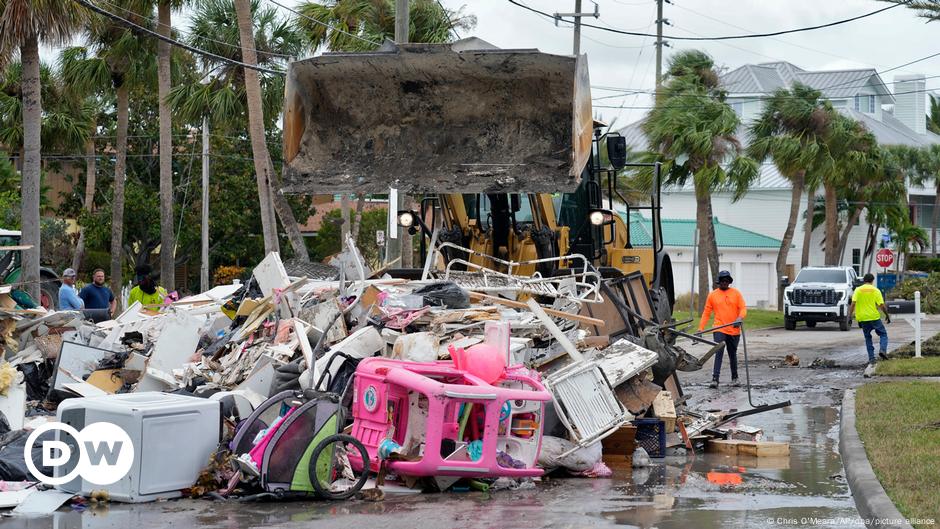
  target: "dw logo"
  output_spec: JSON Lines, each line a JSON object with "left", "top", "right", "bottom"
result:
{"left": 24, "top": 422, "right": 135, "bottom": 486}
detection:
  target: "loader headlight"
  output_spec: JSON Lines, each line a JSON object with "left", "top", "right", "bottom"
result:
{"left": 397, "top": 210, "right": 415, "bottom": 228}
{"left": 589, "top": 209, "right": 613, "bottom": 226}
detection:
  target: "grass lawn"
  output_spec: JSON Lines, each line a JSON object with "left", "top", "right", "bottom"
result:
{"left": 672, "top": 308, "right": 784, "bottom": 330}
{"left": 876, "top": 356, "right": 940, "bottom": 376}
{"left": 855, "top": 381, "right": 940, "bottom": 528}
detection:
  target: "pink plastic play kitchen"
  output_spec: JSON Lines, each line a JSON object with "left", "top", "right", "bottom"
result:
{"left": 349, "top": 350, "right": 551, "bottom": 479}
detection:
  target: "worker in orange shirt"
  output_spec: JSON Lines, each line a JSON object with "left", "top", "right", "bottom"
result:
{"left": 698, "top": 270, "right": 747, "bottom": 389}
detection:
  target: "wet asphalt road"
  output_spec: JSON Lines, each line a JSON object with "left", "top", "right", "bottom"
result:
{"left": 7, "top": 320, "right": 934, "bottom": 529}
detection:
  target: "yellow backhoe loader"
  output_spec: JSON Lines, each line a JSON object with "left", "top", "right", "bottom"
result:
{"left": 281, "top": 38, "right": 673, "bottom": 312}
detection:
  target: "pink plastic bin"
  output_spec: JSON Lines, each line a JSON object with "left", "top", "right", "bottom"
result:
{"left": 350, "top": 357, "right": 551, "bottom": 478}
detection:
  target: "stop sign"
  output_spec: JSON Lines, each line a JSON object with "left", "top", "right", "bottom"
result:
{"left": 875, "top": 249, "right": 895, "bottom": 268}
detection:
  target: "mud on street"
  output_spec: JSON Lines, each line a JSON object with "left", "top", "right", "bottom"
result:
{"left": 11, "top": 319, "right": 936, "bottom": 529}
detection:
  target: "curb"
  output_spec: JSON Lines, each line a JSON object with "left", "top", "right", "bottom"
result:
{"left": 840, "top": 389, "right": 914, "bottom": 529}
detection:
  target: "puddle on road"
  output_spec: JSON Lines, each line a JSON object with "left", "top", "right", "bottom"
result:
{"left": 3, "top": 375, "right": 863, "bottom": 529}
{"left": 595, "top": 398, "right": 860, "bottom": 529}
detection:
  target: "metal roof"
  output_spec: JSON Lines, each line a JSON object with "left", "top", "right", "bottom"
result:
{"left": 720, "top": 62, "right": 893, "bottom": 101}
{"left": 757, "top": 62, "right": 805, "bottom": 85}
{"left": 794, "top": 69, "right": 893, "bottom": 100}
{"left": 626, "top": 214, "right": 782, "bottom": 249}
{"left": 840, "top": 108, "right": 940, "bottom": 147}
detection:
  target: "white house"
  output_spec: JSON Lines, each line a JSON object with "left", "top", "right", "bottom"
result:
{"left": 626, "top": 213, "right": 782, "bottom": 308}
{"left": 619, "top": 62, "right": 940, "bottom": 307}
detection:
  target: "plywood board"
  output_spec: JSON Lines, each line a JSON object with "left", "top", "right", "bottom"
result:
{"left": 253, "top": 252, "right": 290, "bottom": 296}
{"left": 86, "top": 369, "right": 124, "bottom": 393}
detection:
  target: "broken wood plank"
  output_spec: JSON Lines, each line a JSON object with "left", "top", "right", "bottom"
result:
{"left": 468, "top": 292, "right": 605, "bottom": 327}
{"left": 707, "top": 439, "right": 742, "bottom": 455}
{"left": 707, "top": 439, "right": 789, "bottom": 457}
{"left": 738, "top": 441, "right": 789, "bottom": 457}
{"left": 525, "top": 298, "right": 584, "bottom": 362}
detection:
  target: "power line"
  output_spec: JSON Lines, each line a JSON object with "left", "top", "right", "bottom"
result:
{"left": 71, "top": 0, "right": 286, "bottom": 75}
{"left": 264, "top": 0, "right": 381, "bottom": 47}
{"left": 435, "top": 0, "right": 460, "bottom": 40}
{"left": 670, "top": 1, "right": 896, "bottom": 71}
{"left": 508, "top": 0, "right": 909, "bottom": 41}
{"left": 96, "top": 0, "right": 296, "bottom": 60}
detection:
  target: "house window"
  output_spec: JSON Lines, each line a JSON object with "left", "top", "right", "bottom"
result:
{"left": 852, "top": 249, "right": 861, "bottom": 276}
{"left": 731, "top": 102, "right": 743, "bottom": 115}
{"left": 831, "top": 99, "right": 847, "bottom": 108}
{"left": 854, "top": 94, "right": 876, "bottom": 113}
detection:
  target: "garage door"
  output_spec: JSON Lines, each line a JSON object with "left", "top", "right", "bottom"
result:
{"left": 739, "top": 262, "right": 771, "bottom": 308}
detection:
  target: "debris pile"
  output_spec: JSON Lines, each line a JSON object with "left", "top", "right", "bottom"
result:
{"left": 0, "top": 239, "right": 789, "bottom": 510}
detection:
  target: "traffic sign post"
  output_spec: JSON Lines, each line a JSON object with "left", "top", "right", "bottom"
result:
{"left": 875, "top": 248, "right": 894, "bottom": 270}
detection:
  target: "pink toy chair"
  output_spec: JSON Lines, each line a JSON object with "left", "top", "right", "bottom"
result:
{"left": 350, "top": 357, "right": 551, "bottom": 478}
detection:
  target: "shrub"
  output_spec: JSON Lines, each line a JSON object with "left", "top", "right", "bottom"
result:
{"left": 213, "top": 265, "right": 246, "bottom": 287}
{"left": 907, "top": 255, "right": 940, "bottom": 273}
{"left": 888, "top": 272, "right": 940, "bottom": 313}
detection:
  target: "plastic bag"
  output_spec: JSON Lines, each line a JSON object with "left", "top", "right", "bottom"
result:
{"left": 414, "top": 282, "right": 470, "bottom": 309}
{"left": 0, "top": 429, "right": 54, "bottom": 481}
{"left": 537, "top": 436, "right": 602, "bottom": 472}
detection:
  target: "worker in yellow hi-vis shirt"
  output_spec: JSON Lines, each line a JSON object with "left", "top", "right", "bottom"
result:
{"left": 848, "top": 273, "right": 891, "bottom": 366}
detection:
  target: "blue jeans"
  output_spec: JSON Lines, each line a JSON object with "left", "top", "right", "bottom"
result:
{"left": 712, "top": 332, "right": 740, "bottom": 381}
{"left": 860, "top": 319, "right": 888, "bottom": 363}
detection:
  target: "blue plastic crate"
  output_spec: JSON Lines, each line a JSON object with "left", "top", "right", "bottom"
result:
{"left": 632, "top": 418, "right": 666, "bottom": 458}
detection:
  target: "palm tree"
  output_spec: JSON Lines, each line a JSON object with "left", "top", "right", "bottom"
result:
{"left": 0, "top": 61, "right": 92, "bottom": 160}
{"left": 928, "top": 94, "right": 940, "bottom": 135}
{"left": 296, "top": 0, "right": 475, "bottom": 260}
{"left": 835, "top": 147, "right": 902, "bottom": 265}
{"left": 61, "top": 4, "right": 155, "bottom": 298}
{"left": 234, "top": 0, "right": 280, "bottom": 256}
{"left": 898, "top": 144, "right": 940, "bottom": 257}
{"left": 0, "top": 0, "right": 85, "bottom": 300}
{"left": 156, "top": 0, "right": 181, "bottom": 291}
{"left": 637, "top": 50, "right": 758, "bottom": 309}
{"left": 70, "top": 97, "right": 104, "bottom": 273}
{"left": 748, "top": 83, "right": 835, "bottom": 308}
{"left": 170, "top": 0, "right": 309, "bottom": 261}
{"left": 891, "top": 218, "right": 928, "bottom": 282}
{"left": 297, "top": 0, "right": 474, "bottom": 52}
{"left": 821, "top": 114, "right": 879, "bottom": 265}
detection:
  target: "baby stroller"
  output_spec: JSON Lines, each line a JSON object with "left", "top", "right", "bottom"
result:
{"left": 231, "top": 352, "right": 370, "bottom": 499}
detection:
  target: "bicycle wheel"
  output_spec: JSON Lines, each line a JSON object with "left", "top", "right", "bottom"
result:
{"left": 309, "top": 434, "right": 371, "bottom": 500}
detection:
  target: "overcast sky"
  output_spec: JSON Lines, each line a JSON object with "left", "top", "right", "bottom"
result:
{"left": 44, "top": 0, "right": 940, "bottom": 127}
{"left": 441, "top": 0, "right": 940, "bottom": 126}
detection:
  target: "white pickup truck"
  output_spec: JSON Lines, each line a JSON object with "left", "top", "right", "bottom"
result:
{"left": 783, "top": 266, "right": 863, "bottom": 331}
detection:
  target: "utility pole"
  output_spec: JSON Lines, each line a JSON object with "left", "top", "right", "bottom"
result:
{"left": 554, "top": 1, "right": 599, "bottom": 55}
{"left": 395, "top": 0, "right": 408, "bottom": 42}
{"left": 573, "top": 0, "right": 582, "bottom": 55}
{"left": 201, "top": 117, "right": 210, "bottom": 292}
{"left": 386, "top": 0, "right": 409, "bottom": 267}
{"left": 655, "top": 0, "right": 664, "bottom": 89}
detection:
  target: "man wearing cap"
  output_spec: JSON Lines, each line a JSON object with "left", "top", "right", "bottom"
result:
{"left": 58, "top": 268, "right": 84, "bottom": 310}
{"left": 699, "top": 270, "right": 747, "bottom": 389}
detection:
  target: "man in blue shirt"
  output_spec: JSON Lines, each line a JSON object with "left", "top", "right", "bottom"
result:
{"left": 79, "top": 268, "right": 115, "bottom": 316}
{"left": 58, "top": 268, "right": 84, "bottom": 310}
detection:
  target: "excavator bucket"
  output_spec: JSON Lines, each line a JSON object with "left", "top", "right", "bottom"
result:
{"left": 281, "top": 38, "right": 593, "bottom": 194}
